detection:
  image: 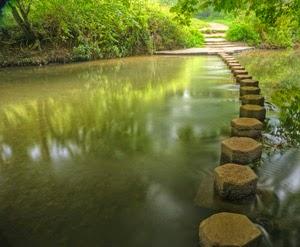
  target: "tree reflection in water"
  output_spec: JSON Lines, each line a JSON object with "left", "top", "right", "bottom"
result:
{"left": 0, "top": 56, "right": 239, "bottom": 246}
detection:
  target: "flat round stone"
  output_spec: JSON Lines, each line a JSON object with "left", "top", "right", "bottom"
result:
{"left": 231, "top": 66, "right": 245, "bottom": 71}
{"left": 236, "top": 74, "right": 252, "bottom": 83}
{"left": 240, "top": 104, "right": 266, "bottom": 121}
{"left": 199, "top": 212, "right": 262, "bottom": 247}
{"left": 221, "top": 56, "right": 234, "bottom": 60}
{"left": 228, "top": 63, "right": 241, "bottom": 68}
{"left": 214, "top": 163, "right": 258, "bottom": 200}
{"left": 231, "top": 118, "right": 263, "bottom": 139}
{"left": 226, "top": 60, "right": 239, "bottom": 65}
{"left": 231, "top": 118, "right": 263, "bottom": 130}
{"left": 233, "top": 70, "right": 248, "bottom": 76}
{"left": 221, "top": 137, "right": 262, "bottom": 164}
{"left": 240, "top": 86, "right": 260, "bottom": 96}
{"left": 240, "top": 79, "right": 259, "bottom": 87}
{"left": 241, "top": 95, "right": 265, "bottom": 106}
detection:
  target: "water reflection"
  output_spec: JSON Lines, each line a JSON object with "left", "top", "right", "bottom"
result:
{"left": 0, "top": 56, "right": 237, "bottom": 246}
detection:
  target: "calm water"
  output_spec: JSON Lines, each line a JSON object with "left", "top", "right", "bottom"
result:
{"left": 0, "top": 54, "right": 299, "bottom": 247}
{"left": 0, "top": 56, "right": 238, "bottom": 246}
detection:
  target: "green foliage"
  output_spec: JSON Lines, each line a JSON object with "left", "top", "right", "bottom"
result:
{"left": 173, "top": 0, "right": 300, "bottom": 48}
{"left": 226, "top": 21, "right": 260, "bottom": 45}
{"left": 238, "top": 49, "right": 300, "bottom": 145}
{"left": 271, "top": 82, "right": 300, "bottom": 145}
{"left": 148, "top": 8, "right": 203, "bottom": 51}
{"left": 1, "top": 0, "right": 203, "bottom": 60}
{"left": 262, "top": 16, "right": 298, "bottom": 48}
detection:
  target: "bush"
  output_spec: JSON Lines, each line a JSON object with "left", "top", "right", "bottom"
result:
{"left": 226, "top": 21, "right": 260, "bottom": 45}
{"left": 148, "top": 9, "right": 203, "bottom": 50}
{"left": 227, "top": 13, "right": 300, "bottom": 48}
{"left": 2, "top": 0, "right": 203, "bottom": 60}
{"left": 263, "top": 16, "right": 298, "bottom": 48}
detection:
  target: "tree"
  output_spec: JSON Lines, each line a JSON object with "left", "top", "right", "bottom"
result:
{"left": 7, "top": 0, "right": 36, "bottom": 41}
{"left": 173, "top": 0, "right": 300, "bottom": 27}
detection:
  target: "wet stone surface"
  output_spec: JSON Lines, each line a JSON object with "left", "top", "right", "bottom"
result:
{"left": 199, "top": 212, "right": 262, "bottom": 247}
{"left": 231, "top": 117, "right": 263, "bottom": 139}
{"left": 226, "top": 60, "right": 239, "bottom": 65}
{"left": 228, "top": 62, "right": 241, "bottom": 67}
{"left": 236, "top": 74, "right": 253, "bottom": 83}
{"left": 240, "top": 86, "right": 260, "bottom": 97}
{"left": 231, "top": 66, "right": 245, "bottom": 71}
{"left": 241, "top": 95, "right": 265, "bottom": 106}
{"left": 240, "top": 79, "right": 259, "bottom": 87}
{"left": 240, "top": 104, "right": 266, "bottom": 121}
{"left": 214, "top": 163, "right": 258, "bottom": 200}
{"left": 233, "top": 70, "right": 248, "bottom": 76}
{"left": 221, "top": 137, "right": 263, "bottom": 165}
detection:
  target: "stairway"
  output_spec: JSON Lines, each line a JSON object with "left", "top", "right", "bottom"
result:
{"left": 155, "top": 22, "right": 254, "bottom": 55}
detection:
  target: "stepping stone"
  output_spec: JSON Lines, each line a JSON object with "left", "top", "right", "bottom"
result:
{"left": 231, "top": 117, "right": 263, "bottom": 139}
{"left": 240, "top": 79, "right": 259, "bottom": 87}
{"left": 231, "top": 66, "right": 245, "bottom": 71}
{"left": 226, "top": 59, "right": 239, "bottom": 64}
{"left": 240, "top": 86, "right": 260, "bottom": 97}
{"left": 233, "top": 70, "right": 248, "bottom": 76}
{"left": 221, "top": 54, "right": 234, "bottom": 58}
{"left": 223, "top": 58, "right": 238, "bottom": 65}
{"left": 236, "top": 74, "right": 252, "bottom": 83}
{"left": 214, "top": 163, "right": 258, "bottom": 200}
{"left": 199, "top": 212, "right": 262, "bottom": 247}
{"left": 240, "top": 104, "right": 266, "bottom": 121}
{"left": 220, "top": 137, "right": 262, "bottom": 165}
{"left": 241, "top": 95, "right": 265, "bottom": 106}
{"left": 228, "top": 63, "right": 241, "bottom": 68}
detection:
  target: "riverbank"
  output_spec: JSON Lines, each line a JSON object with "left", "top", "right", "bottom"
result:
{"left": 0, "top": 1, "right": 205, "bottom": 68}
{"left": 0, "top": 44, "right": 75, "bottom": 67}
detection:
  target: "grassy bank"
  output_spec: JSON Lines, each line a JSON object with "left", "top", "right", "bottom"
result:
{"left": 238, "top": 49, "right": 300, "bottom": 146}
{"left": 0, "top": 0, "right": 204, "bottom": 67}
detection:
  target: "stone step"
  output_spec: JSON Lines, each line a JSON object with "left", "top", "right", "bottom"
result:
{"left": 200, "top": 28, "right": 227, "bottom": 34}
{"left": 155, "top": 46, "right": 254, "bottom": 55}
{"left": 204, "top": 33, "right": 226, "bottom": 38}
{"left": 220, "top": 136, "right": 262, "bottom": 165}
{"left": 214, "top": 163, "right": 258, "bottom": 200}
{"left": 205, "top": 38, "right": 226, "bottom": 43}
{"left": 231, "top": 117, "right": 263, "bottom": 139}
{"left": 206, "top": 44, "right": 241, "bottom": 48}
{"left": 241, "top": 95, "right": 265, "bottom": 106}
{"left": 204, "top": 41, "right": 230, "bottom": 44}
{"left": 240, "top": 104, "right": 266, "bottom": 122}
{"left": 199, "top": 212, "right": 262, "bottom": 247}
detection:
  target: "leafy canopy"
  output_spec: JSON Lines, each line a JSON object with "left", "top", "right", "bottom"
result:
{"left": 172, "top": 0, "right": 300, "bottom": 26}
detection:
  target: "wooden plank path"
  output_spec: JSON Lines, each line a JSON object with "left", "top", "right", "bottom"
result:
{"left": 155, "top": 23, "right": 254, "bottom": 55}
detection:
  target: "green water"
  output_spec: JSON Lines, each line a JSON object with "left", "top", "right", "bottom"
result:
{"left": 0, "top": 56, "right": 238, "bottom": 246}
{"left": 1, "top": 54, "right": 299, "bottom": 247}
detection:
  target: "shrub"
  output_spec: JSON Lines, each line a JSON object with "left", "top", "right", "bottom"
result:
{"left": 148, "top": 9, "right": 203, "bottom": 50}
{"left": 226, "top": 21, "right": 260, "bottom": 45}
{"left": 263, "top": 16, "right": 298, "bottom": 48}
{"left": 1, "top": 0, "right": 203, "bottom": 60}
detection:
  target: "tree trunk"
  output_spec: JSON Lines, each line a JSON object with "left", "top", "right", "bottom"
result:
{"left": 9, "top": 3, "right": 36, "bottom": 42}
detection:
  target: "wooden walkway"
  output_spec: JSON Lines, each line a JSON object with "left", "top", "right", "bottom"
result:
{"left": 155, "top": 23, "right": 254, "bottom": 55}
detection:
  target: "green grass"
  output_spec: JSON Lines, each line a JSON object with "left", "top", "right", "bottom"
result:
{"left": 238, "top": 49, "right": 300, "bottom": 145}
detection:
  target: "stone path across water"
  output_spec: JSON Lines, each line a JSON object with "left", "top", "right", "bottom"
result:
{"left": 155, "top": 22, "right": 254, "bottom": 55}
{"left": 198, "top": 53, "right": 268, "bottom": 246}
